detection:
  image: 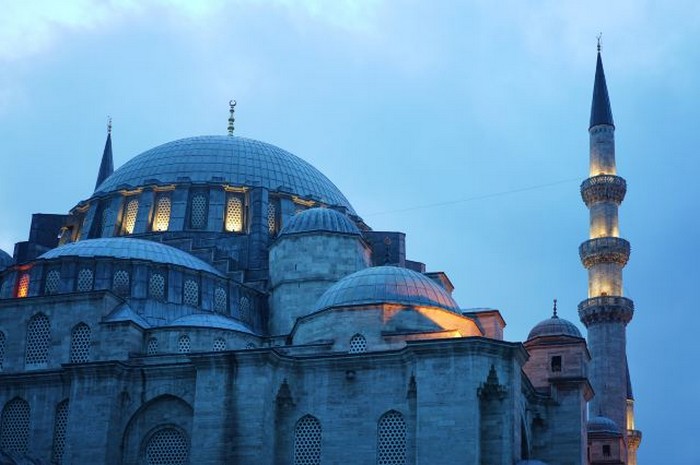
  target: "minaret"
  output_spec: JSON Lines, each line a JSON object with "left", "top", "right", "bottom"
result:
{"left": 578, "top": 43, "right": 641, "bottom": 463}
{"left": 94, "top": 118, "right": 114, "bottom": 190}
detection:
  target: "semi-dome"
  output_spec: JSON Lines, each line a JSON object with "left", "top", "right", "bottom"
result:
{"left": 587, "top": 415, "right": 621, "bottom": 435}
{"left": 168, "top": 313, "right": 255, "bottom": 334}
{"left": 94, "top": 135, "right": 355, "bottom": 214}
{"left": 314, "top": 266, "right": 460, "bottom": 312}
{"left": 39, "top": 238, "right": 223, "bottom": 276}
{"left": 527, "top": 314, "right": 582, "bottom": 340}
{"left": 278, "top": 207, "right": 361, "bottom": 238}
{"left": 0, "top": 249, "right": 13, "bottom": 270}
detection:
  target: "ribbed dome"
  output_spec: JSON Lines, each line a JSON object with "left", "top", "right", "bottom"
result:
{"left": 587, "top": 416, "right": 621, "bottom": 435}
{"left": 39, "top": 238, "right": 223, "bottom": 276}
{"left": 0, "top": 249, "right": 13, "bottom": 270}
{"left": 279, "top": 208, "right": 360, "bottom": 238}
{"left": 95, "top": 135, "right": 355, "bottom": 214}
{"left": 528, "top": 314, "right": 582, "bottom": 340}
{"left": 168, "top": 313, "right": 254, "bottom": 334}
{"left": 314, "top": 266, "right": 460, "bottom": 312}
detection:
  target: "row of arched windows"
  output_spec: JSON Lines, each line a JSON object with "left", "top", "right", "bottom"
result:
{"left": 145, "top": 335, "right": 254, "bottom": 356}
{"left": 0, "top": 398, "right": 68, "bottom": 464}
{"left": 293, "top": 411, "right": 407, "bottom": 465}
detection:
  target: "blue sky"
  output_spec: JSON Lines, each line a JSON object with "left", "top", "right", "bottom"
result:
{"left": 1, "top": 1, "right": 699, "bottom": 462}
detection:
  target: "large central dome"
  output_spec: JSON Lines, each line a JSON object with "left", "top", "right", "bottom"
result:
{"left": 95, "top": 135, "right": 355, "bottom": 214}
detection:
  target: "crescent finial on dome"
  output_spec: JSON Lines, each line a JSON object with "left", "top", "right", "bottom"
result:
{"left": 227, "top": 99, "right": 236, "bottom": 136}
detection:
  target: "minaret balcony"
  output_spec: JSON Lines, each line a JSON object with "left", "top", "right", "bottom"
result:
{"left": 580, "top": 175, "right": 626, "bottom": 206}
{"left": 579, "top": 237, "right": 630, "bottom": 268}
{"left": 578, "top": 296, "right": 634, "bottom": 326}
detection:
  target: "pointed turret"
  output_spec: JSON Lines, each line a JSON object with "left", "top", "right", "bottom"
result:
{"left": 590, "top": 49, "right": 615, "bottom": 129}
{"left": 94, "top": 119, "right": 114, "bottom": 190}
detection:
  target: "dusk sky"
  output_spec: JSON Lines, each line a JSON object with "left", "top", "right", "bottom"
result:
{"left": 1, "top": 1, "right": 698, "bottom": 462}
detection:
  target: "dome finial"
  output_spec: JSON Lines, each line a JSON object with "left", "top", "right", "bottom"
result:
{"left": 597, "top": 32, "right": 602, "bottom": 53}
{"left": 107, "top": 115, "right": 112, "bottom": 135}
{"left": 552, "top": 298, "right": 558, "bottom": 318}
{"left": 227, "top": 99, "right": 236, "bottom": 136}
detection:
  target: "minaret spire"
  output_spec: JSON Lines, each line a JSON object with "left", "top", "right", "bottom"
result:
{"left": 94, "top": 117, "right": 114, "bottom": 191}
{"left": 227, "top": 100, "right": 236, "bottom": 136}
{"left": 590, "top": 36, "right": 614, "bottom": 129}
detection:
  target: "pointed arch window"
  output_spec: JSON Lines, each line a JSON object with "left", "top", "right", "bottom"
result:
{"left": 213, "top": 338, "right": 226, "bottom": 352}
{"left": 293, "top": 415, "right": 322, "bottom": 465}
{"left": 144, "top": 427, "right": 189, "bottom": 465}
{"left": 268, "top": 198, "right": 279, "bottom": 236}
{"left": 183, "top": 279, "right": 199, "bottom": 307}
{"left": 146, "top": 337, "right": 159, "bottom": 355}
{"left": 113, "top": 270, "right": 130, "bottom": 296}
{"left": 178, "top": 335, "right": 191, "bottom": 354}
{"left": 70, "top": 323, "right": 91, "bottom": 363}
{"left": 377, "top": 410, "right": 407, "bottom": 465}
{"left": 101, "top": 206, "right": 113, "bottom": 237}
{"left": 348, "top": 334, "right": 367, "bottom": 354}
{"left": 214, "top": 286, "right": 227, "bottom": 313}
{"left": 25, "top": 313, "right": 50, "bottom": 368}
{"left": 152, "top": 194, "right": 171, "bottom": 232}
{"left": 77, "top": 268, "right": 94, "bottom": 292}
{"left": 52, "top": 400, "right": 69, "bottom": 464}
{"left": 189, "top": 192, "right": 208, "bottom": 229}
{"left": 121, "top": 197, "right": 139, "bottom": 235}
{"left": 239, "top": 296, "right": 251, "bottom": 323}
{"left": 0, "top": 398, "right": 30, "bottom": 455}
{"left": 225, "top": 194, "right": 244, "bottom": 232}
{"left": 16, "top": 272, "right": 30, "bottom": 298}
{"left": 149, "top": 272, "right": 166, "bottom": 301}
{"left": 45, "top": 269, "right": 61, "bottom": 295}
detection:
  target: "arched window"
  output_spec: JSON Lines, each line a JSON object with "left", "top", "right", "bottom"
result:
{"left": 0, "top": 398, "right": 30, "bottom": 455}
{"left": 212, "top": 338, "right": 226, "bottom": 352}
{"left": 101, "top": 206, "right": 113, "bottom": 237}
{"left": 25, "top": 313, "right": 50, "bottom": 368}
{"left": 239, "top": 296, "right": 251, "bottom": 323}
{"left": 146, "top": 337, "right": 159, "bottom": 355}
{"left": 377, "top": 410, "right": 407, "bottom": 465}
{"left": 190, "top": 193, "right": 208, "bottom": 229}
{"left": 122, "top": 197, "right": 139, "bottom": 235}
{"left": 16, "top": 272, "right": 30, "bottom": 298}
{"left": 348, "top": 334, "right": 367, "bottom": 354}
{"left": 149, "top": 272, "right": 166, "bottom": 301}
{"left": 70, "top": 323, "right": 91, "bottom": 363}
{"left": 225, "top": 194, "right": 244, "bottom": 232}
{"left": 294, "top": 415, "right": 322, "bottom": 465}
{"left": 52, "top": 400, "right": 69, "bottom": 464}
{"left": 152, "top": 195, "right": 172, "bottom": 232}
{"left": 178, "top": 335, "right": 191, "bottom": 354}
{"left": 0, "top": 331, "right": 5, "bottom": 371}
{"left": 144, "top": 427, "right": 189, "bottom": 465}
{"left": 214, "top": 287, "right": 227, "bottom": 313}
{"left": 45, "top": 269, "right": 61, "bottom": 295}
{"left": 77, "top": 268, "right": 94, "bottom": 292}
{"left": 113, "top": 270, "right": 130, "bottom": 296}
{"left": 267, "top": 200, "right": 278, "bottom": 235}
{"left": 183, "top": 279, "right": 199, "bottom": 307}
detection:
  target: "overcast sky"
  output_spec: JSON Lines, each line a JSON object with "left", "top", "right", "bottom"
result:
{"left": 1, "top": 1, "right": 698, "bottom": 462}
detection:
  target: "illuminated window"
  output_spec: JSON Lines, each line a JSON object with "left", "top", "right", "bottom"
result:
{"left": 70, "top": 323, "right": 91, "bottom": 363}
{"left": 213, "top": 338, "right": 226, "bottom": 352}
{"left": 190, "top": 193, "right": 208, "bottom": 229}
{"left": 145, "top": 427, "right": 189, "bottom": 465}
{"left": 551, "top": 356, "right": 562, "bottom": 373}
{"left": 294, "top": 415, "right": 322, "bottom": 465}
{"left": 52, "top": 400, "right": 69, "bottom": 464}
{"left": 348, "top": 334, "right": 367, "bottom": 354}
{"left": 146, "top": 337, "right": 158, "bottom": 355}
{"left": 377, "top": 410, "right": 407, "bottom": 465}
{"left": 113, "top": 270, "right": 130, "bottom": 296}
{"left": 25, "top": 313, "right": 50, "bottom": 368}
{"left": 267, "top": 200, "right": 278, "bottom": 235}
{"left": 225, "top": 195, "right": 244, "bottom": 232}
{"left": 77, "top": 268, "right": 94, "bottom": 292}
{"left": 239, "top": 296, "right": 251, "bottom": 323}
{"left": 153, "top": 195, "right": 171, "bottom": 232}
{"left": 178, "top": 335, "right": 191, "bottom": 354}
{"left": 45, "top": 269, "right": 61, "bottom": 295}
{"left": 214, "top": 287, "right": 227, "bottom": 313}
{"left": 149, "top": 273, "right": 165, "bottom": 300}
{"left": 183, "top": 279, "right": 199, "bottom": 307}
{"left": 0, "top": 331, "right": 5, "bottom": 371}
{"left": 0, "top": 398, "right": 30, "bottom": 455}
{"left": 121, "top": 197, "right": 139, "bottom": 235}
{"left": 16, "top": 273, "right": 30, "bottom": 298}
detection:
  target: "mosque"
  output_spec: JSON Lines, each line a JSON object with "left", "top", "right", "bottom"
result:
{"left": 0, "top": 49, "right": 640, "bottom": 464}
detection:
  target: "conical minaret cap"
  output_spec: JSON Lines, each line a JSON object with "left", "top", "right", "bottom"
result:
{"left": 589, "top": 51, "right": 615, "bottom": 129}
{"left": 94, "top": 120, "right": 114, "bottom": 190}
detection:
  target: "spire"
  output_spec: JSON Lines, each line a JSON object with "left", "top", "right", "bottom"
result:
{"left": 94, "top": 117, "right": 114, "bottom": 191}
{"left": 227, "top": 100, "right": 236, "bottom": 136}
{"left": 590, "top": 37, "right": 615, "bottom": 129}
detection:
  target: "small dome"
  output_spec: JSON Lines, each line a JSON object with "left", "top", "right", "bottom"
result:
{"left": 278, "top": 208, "right": 360, "bottom": 238}
{"left": 0, "top": 249, "right": 13, "bottom": 270}
{"left": 314, "top": 266, "right": 460, "bottom": 312}
{"left": 168, "top": 313, "right": 255, "bottom": 334}
{"left": 587, "top": 415, "right": 621, "bottom": 435}
{"left": 528, "top": 314, "right": 582, "bottom": 340}
{"left": 39, "top": 238, "right": 223, "bottom": 276}
{"left": 94, "top": 135, "right": 355, "bottom": 214}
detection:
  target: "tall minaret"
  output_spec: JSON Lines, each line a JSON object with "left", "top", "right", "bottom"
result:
{"left": 578, "top": 43, "right": 641, "bottom": 463}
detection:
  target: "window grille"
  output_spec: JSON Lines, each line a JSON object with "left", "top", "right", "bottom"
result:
{"left": 348, "top": 334, "right": 367, "bottom": 354}
{"left": 214, "top": 287, "right": 227, "bottom": 313}
{"left": 70, "top": 323, "right": 91, "bottom": 363}
{"left": 0, "top": 398, "right": 30, "bottom": 455}
{"left": 122, "top": 197, "right": 139, "bottom": 234}
{"left": 213, "top": 338, "right": 226, "bottom": 352}
{"left": 239, "top": 296, "right": 251, "bottom": 323}
{"left": 183, "top": 279, "right": 199, "bottom": 306}
{"left": 153, "top": 195, "right": 171, "bottom": 232}
{"left": 25, "top": 313, "right": 50, "bottom": 368}
{"left": 101, "top": 207, "right": 113, "bottom": 237}
{"left": 293, "top": 415, "right": 322, "bottom": 465}
{"left": 267, "top": 201, "right": 277, "bottom": 235}
{"left": 0, "top": 332, "right": 5, "bottom": 371}
{"left": 113, "top": 270, "right": 130, "bottom": 295}
{"left": 16, "top": 273, "right": 30, "bottom": 298}
{"left": 225, "top": 195, "right": 244, "bottom": 232}
{"left": 145, "top": 427, "right": 189, "bottom": 465}
{"left": 149, "top": 273, "right": 166, "bottom": 300}
{"left": 77, "top": 268, "right": 94, "bottom": 292}
{"left": 52, "top": 400, "right": 69, "bottom": 464}
{"left": 45, "top": 269, "right": 61, "bottom": 295}
{"left": 190, "top": 193, "right": 207, "bottom": 229}
{"left": 178, "top": 335, "right": 191, "bottom": 354}
{"left": 377, "top": 411, "right": 407, "bottom": 465}
{"left": 146, "top": 337, "right": 159, "bottom": 355}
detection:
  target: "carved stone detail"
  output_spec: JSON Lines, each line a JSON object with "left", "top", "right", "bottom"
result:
{"left": 579, "top": 237, "right": 630, "bottom": 268}
{"left": 478, "top": 364, "right": 507, "bottom": 401}
{"left": 578, "top": 296, "right": 634, "bottom": 327}
{"left": 581, "top": 175, "right": 627, "bottom": 206}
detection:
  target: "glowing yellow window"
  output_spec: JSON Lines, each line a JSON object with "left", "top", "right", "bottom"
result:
{"left": 225, "top": 195, "right": 244, "bottom": 232}
{"left": 16, "top": 273, "right": 30, "bottom": 298}
{"left": 122, "top": 198, "right": 139, "bottom": 235}
{"left": 153, "top": 195, "right": 171, "bottom": 232}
